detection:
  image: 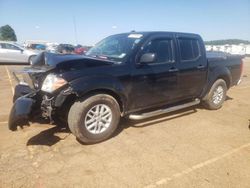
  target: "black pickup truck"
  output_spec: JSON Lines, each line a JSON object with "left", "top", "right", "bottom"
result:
{"left": 9, "top": 32, "right": 243, "bottom": 144}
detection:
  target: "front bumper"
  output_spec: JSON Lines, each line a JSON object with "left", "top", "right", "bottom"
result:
{"left": 13, "top": 84, "right": 33, "bottom": 102}
{"left": 8, "top": 94, "right": 35, "bottom": 131}
{"left": 9, "top": 83, "right": 73, "bottom": 131}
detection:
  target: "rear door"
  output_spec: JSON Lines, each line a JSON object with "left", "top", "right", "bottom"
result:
{"left": 175, "top": 34, "right": 207, "bottom": 99}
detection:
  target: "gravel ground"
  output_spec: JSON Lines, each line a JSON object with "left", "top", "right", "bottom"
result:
{"left": 0, "top": 58, "right": 250, "bottom": 188}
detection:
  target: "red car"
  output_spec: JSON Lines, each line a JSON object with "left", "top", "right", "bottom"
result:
{"left": 74, "top": 45, "right": 90, "bottom": 55}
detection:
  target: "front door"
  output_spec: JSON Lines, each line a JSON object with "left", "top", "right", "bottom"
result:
{"left": 130, "top": 34, "right": 180, "bottom": 110}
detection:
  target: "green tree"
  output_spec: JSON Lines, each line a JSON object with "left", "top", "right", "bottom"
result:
{"left": 0, "top": 25, "right": 17, "bottom": 41}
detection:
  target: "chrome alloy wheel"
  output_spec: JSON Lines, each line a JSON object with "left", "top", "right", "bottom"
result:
{"left": 84, "top": 104, "right": 112, "bottom": 134}
{"left": 212, "top": 85, "right": 224, "bottom": 104}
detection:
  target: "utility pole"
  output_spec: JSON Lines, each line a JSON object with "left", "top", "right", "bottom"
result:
{"left": 73, "top": 16, "right": 78, "bottom": 44}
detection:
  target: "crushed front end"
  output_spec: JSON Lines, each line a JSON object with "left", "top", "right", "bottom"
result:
{"left": 9, "top": 92, "right": 37, "bottom": 131}
{"left": 8, "top": 52, "right": 75, "bottom": 131}
{"left": 8, "top": 76, "right": 74, "bottom": 131}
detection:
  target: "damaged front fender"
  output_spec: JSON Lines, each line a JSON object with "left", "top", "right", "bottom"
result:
{"left": 8, "top": 96, "right": 35, "bottom": 131}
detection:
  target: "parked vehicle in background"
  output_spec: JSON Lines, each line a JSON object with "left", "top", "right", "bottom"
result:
{"left": 46, "top": 43, "right": 59, "bottom": 53}
{"left": 9, "top": 32, "right": 243, "bottom": 144}
{"left": 24, "top": 40, "right": 48, "bottom": 51}
{"left": 0, "top": 41, "right": 38, "bottom": 64}
{"left": 56, "top": 44, "right": 75, "bottom": 54}
{"left": 206, "top": 44, "right": 250, "bottom": 56}
{"left": 74, "top": 45, "right": 90, "bottom": 55}
{"left": 27, "top": 43, "right": 46, "bottom": 51}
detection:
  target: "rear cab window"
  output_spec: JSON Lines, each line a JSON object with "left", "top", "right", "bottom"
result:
{"left": 178, "top": 38, "right": 201, "bottom": 62}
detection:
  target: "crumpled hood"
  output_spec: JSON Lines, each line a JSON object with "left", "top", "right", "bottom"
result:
{"left": 14, "top": 52, "right": 114, "bottom": 89}
{"left": 31, "top": 52, "right": 114, "bottom": 71}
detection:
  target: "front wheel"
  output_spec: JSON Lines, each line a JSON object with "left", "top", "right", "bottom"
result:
{"left": 28, "top": 55, "right": 36, "bottom": 65}
{"left": 202, "top": 79, "right": 227, "bottom": 110}
{"left": 68, "top": 94, "right": 120, "bottom": 144}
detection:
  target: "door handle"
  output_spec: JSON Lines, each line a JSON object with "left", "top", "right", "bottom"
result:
{"left": 168, "top": 67, "right": 179, "bottom": 72}
{"left": 197, "top": 65, "right": 205, "bottom": 69}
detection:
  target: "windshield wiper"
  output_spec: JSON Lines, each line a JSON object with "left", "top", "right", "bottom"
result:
{"left": 86, "top": 54, "right": 120, "bottom": 64}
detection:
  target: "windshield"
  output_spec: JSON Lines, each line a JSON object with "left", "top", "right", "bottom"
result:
{"left": 14, "top": 43, "right": 24, "bottom": 50}
{"left": 86, "top": 33, "right": 143, "bottom": 63}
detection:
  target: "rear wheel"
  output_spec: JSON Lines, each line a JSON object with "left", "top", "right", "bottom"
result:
{"left": 68, "top": 94, "right": 120, "bottom": 144}
{"left": 203, "top": 79, "right": 227, "bottom": 110}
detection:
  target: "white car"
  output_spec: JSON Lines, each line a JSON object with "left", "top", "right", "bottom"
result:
{"left": 0, "top": 41, "right": 38, "bottom": 64}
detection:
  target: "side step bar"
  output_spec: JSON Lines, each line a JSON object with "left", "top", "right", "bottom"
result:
{"left": 129, "top": 98, "right": 200, "bottom": 120}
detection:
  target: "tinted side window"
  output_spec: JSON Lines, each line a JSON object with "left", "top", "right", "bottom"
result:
{"left": 0, "top": 43, "right": 7, "bottom": 49}
{"left": 1, "top": 43, "right": 20, "bottom": 50}
{"left": 143, "top": 39, "right": 173, "bottom": 64}
{"left": 178, "top": 38, "right": 200, "bottom": 61}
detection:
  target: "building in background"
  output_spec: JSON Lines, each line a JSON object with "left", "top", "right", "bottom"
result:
{"left": 206, "top": 44, "right": 250, "bottom": 56}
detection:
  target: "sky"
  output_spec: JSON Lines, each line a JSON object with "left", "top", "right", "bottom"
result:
{"left": 0, "top": 0, "right": 249, "bottom": 45}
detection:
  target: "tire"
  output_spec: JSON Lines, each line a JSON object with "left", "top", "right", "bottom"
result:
{"left": 203, "top": 79, "right": 227, "bottom": 110}
{"left": 68, "top": 94, "right": 120, "bottom": 144}
{"left": 28, "top": 55, "right": 36, "bottom": 65}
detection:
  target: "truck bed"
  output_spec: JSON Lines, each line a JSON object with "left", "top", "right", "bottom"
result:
{"left": 206, "top": 51, "right": 243, "bottom": 87}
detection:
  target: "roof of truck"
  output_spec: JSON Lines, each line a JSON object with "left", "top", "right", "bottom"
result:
{"left": 117, "top": 31, "right": 201, "bottom": 38}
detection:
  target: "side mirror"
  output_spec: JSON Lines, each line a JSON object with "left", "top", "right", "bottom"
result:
{"left": 20, "top": 49, "right": 24, "bottom": 53}
{"left": 139, "top": 53, "right": 156, "bottom": 64}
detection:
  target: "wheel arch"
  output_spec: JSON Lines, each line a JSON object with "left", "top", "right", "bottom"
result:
{"left": 67, "top": 76, "right": 128, "bottom": 116}
{"left": 53, "top": 87, "right": 126, "bottom": 126}
{"left": 28, "top": 55, "right": 37, "bottom": 65}
{"left": 202, "top": 76, "right": 229, "bottom": 101}
{"left": 216, "top": 75, "right": 231, "bottom": 89}
{"left": 202, "top": 67, "right": 232, "bottom": 100}
{"left": 77, "top": 88, "right": 125, "bottom": 115}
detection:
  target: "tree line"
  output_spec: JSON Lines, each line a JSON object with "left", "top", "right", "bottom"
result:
{"left": 205, "top": 39, "right": 250, "bottom": 45}
{"left": 0, "top": 25, "right": 17, "bottom": 41}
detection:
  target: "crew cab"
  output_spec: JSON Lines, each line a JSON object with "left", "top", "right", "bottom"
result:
{"left": 9, "top": 32, "right": 243, "bottom": 144}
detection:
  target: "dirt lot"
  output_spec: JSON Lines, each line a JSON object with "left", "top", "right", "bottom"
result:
{"left": 0, "top": 58, "right": 250, "bottom": 188}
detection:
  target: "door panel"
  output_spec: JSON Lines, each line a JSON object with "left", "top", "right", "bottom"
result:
{"left": 129, "top": 34, "right": 179, "bottom": 110}
{"left": 0, "top": 48, "right": 12, "bottom": 62}
{"left": 175, "top": 34, "right": 207, "bottom": 99}
{"left": 130, "top": 63, "right": 179, "bottom": 110}
{"left": 0, "top": 43, "right": 27, "bottom": 62}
